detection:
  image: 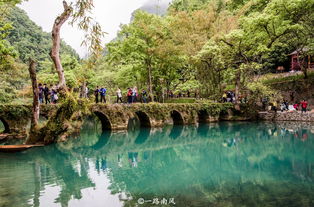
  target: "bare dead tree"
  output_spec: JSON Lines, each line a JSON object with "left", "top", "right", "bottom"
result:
{"left": 28, "top": 59, "right": 39, "bottom": 131}
{"left": 50, "top": 1, "right": 72, "bottom": 90}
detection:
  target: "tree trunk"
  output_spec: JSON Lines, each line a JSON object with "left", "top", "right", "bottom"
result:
{"left": 297, "top": 51, "right": 308, "bottom": 79}
{"left": 28, "top": 59, "right": 39, "bottom": 130}
{"left": 303, "top": 67, "right": 308, "bottom": 79}
{"left": 50, "top": 0, "right": 72, "bottom": 90}
{"left": 147, "top": 63, "right": 154, "bottom": 102}
{"left": 218, "top": 70, "right": 222, "bottom": 95}
{"left": 235, "top": 70, "right": 241, "bottom": 110}
{"left": 80, "top": 81, "right": 86, "bottom": 98}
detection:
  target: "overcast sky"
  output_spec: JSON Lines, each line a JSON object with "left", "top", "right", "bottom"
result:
{"left": 19, "top": 0, "right": 172, "bottom": 57}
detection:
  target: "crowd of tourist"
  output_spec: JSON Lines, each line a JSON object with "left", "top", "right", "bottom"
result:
{"left": 221, "top": 91, "right": 248, "bottom": 104}
{"left": 222, "top": 91, "right": 235, "bottom": 103}
{"left": 264, "top": 99, "right": 309, "bottom": 113}
{"left": 36, "top": 83, "right": 310, "bottom": 113}
{"left": 37, "top": 84, "right": 149, "bottom": 105}
{"left": 93, "top": 86, "right": 148, "bottom": 104}
{"left": 38, "top": 83, "right": 58, "bottom": 104}
{"left": 91, "top": 87, "right": 198, "bottom": 104}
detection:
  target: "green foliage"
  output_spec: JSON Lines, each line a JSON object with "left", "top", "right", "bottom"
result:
{"left": 0, "top": 2, "right": 19, "bottom": 69}
{"left": 262, "top": 71, "right": 314, "bottom": 85}
{"left": 27, "top": 93, "right": 81, "bottom": 144}
{"left": 87, "top": 0, "right": 310, "bottom": 103}
{"left": 0, "top": 4, "right": 82, "bottom": 103}
{"left": 6, "top": 7, "right": 79, "bottom": 71}
{"left": 105, "top": 10, "right": 189, "bottom": 97}
{"left": 191, "top": 0, "right": 314, "bottom": 99}
{"left": 246, "top": 81, "right": 281, "bottom": 103}
{"left": 0, "top": 54, "right": 28, "bottom": 103}
{"left": 165, "top": 98, "right": 196, "bottom": 103}
{"left": 0, "top": 104, "right": 30, "bottom": 120}
{"left": 37, "top": 54, "right": 81, "bottom": 88}
{"left": 170, "top": 0, "right": 212, "bottom": 11}
{"left": 1, "top": 0, "right": 314, "bottom": 105}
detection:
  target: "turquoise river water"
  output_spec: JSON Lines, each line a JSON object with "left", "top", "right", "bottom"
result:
{"left": 0, "top": 119, "right": 313, "bottom": 207}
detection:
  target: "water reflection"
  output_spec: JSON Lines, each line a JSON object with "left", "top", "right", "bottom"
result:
{"left": 169, "top": 125, "right": 183, "bottom": 139}
{"left": 0, "top": 121, "right": 313, "bottom": 207}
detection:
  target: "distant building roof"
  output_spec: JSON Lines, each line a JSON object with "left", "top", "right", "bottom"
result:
{"left": 288, "top": 48, "right": 309, "bottom": 56}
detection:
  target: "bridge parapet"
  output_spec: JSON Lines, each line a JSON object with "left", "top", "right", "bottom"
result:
{"left": 0, "top": 104, "right": 58, "bottom": 134}
{"left": 89, "top": 103, "right": 232, "bottom": 130}
{"left": 0, "top": 103, "right": 233, "bottom": 135}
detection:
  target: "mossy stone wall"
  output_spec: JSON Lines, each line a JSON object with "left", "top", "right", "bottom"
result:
{"left": 0, "top": 104, "right": 58, "bottom": 134}
{"left": 90, "top": 103, "right": 234, "bottom": 130}
{"left": 0, "top": 103, "right": 234, "bottom": 136}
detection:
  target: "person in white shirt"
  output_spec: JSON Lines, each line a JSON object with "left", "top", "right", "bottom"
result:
{"left": 116, "top": 88, "right": 123, "bottom": 103}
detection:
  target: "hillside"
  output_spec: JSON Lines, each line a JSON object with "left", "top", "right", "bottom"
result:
{"left": 6, "top": 7, "right": 79, "bottom": 71}
{"left": 262, "top": 71, "right": 314, "bottom": 105}
{"left": 0, "top": 5, "right": 80, "bottom": 104}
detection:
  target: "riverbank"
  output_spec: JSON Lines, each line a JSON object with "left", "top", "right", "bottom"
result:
{"left": 259, "top": 111, "right": 314, "bottom": 121}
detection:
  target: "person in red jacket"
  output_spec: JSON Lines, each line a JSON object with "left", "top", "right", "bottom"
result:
{"left": 300, "top": 100, "right": 308, "bottom": 113}
{"left": 293, "top": 103, "right": 299, "bottom": 111}
{"left": 127, "top": 88, "right": 133, "bottom": 104}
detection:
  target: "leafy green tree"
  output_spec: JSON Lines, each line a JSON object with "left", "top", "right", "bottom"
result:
{"left": 0, "top": 0, "right": 28, "bottom": 103}
{"left": 239, "top": 0, "right": 314, "bottom": 76}
{"left": 195, "top": 40, "right": 228, "bottom": 98}
{"left": 107, "top": 11, "right": 173, "bottom": 101}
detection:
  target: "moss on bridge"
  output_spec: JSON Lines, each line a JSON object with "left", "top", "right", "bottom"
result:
{"left": 89, "top": 102, "right": 234, "bottom": 129}
{"left": 0, "top": 104, "right": 59, "bottom": 135}
{"left": 0, "top": 101, "right": 238, "bottom": 144}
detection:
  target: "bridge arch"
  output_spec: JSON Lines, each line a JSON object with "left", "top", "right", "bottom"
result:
{"left": 198, "top": 110, "right": 209, "bottom": 123}
{"left": 0, "top": 117, "right": 10, "bottom": 133}
{"left": 94, "top": 111, "right": 112, "bottom": 132}
{"left": 135, "top": 111, "right": 151, "bottom": 128}
{"left": 170, "top": 110, "right": 184, "bottom": 125}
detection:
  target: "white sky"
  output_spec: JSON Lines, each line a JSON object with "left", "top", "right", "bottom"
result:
{"left": 19, "top": 0, "right": 171, "bottom": 57}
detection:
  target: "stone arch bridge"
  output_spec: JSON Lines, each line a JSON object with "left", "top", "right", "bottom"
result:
{"left": 0, "top": 103, "right": 234, "bottom": 135}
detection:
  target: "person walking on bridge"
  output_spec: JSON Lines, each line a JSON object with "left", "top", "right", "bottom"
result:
{"left": 300, "top": 100, "right": 308, "bottom": 113}
{"left": 132, "top": 87, "right": 138, "bottom": 103}
{"left": 127, "top": 88, "right": 132, "bottom": 104}
{"left": 116, "top": 88, "right": 123, "bottom": 103}
{"left": 142, "top": 90, "right": 148, "bottom": 103}
{"left": 43, "top": 84, "right": 50, "bottom": 104}
{"left": 49, "top": 84, "right": 54, "bottom": 103}
{"left": 38, "top": 83, "right": 44, "bottom": 104}
{"left": 100, "top": 87, "right": 107, "bottom": 103}
{"left": 94, "top": 86, "right": 99, "bottom": 103}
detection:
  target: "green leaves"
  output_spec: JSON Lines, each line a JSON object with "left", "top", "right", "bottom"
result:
{"left": 105, "top": 10, "right": 189, "bottom": 95}
{"left": 70, "top": 0, "right": 104, "bottom": 58}
{"left": 1, "top": 0, "right": 313, "bottom": 103}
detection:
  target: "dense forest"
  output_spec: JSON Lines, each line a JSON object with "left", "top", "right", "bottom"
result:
{"left": 1, "top": 0, "right": 314, "bottom": 104}
{"left": 98, "top": 0, "right": 314, "bottom": 102}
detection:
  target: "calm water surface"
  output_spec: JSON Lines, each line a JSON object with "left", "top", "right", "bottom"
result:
{"left": 0, "top": 120, "right": 313, "bottom": 207}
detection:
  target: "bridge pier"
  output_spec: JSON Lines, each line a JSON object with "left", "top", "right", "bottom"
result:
{"left": 0, "top": 105, "right": 58, "bottom": 136}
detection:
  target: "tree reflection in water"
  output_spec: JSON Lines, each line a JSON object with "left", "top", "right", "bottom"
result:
{"left": 0, "top": 121, "right": 313, "bottom": 207}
